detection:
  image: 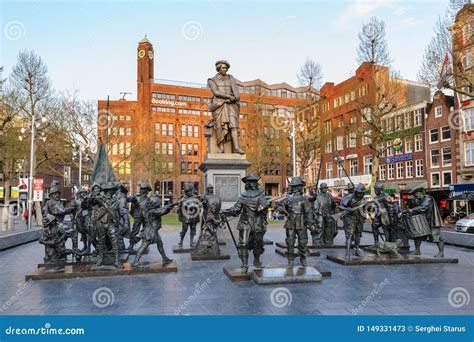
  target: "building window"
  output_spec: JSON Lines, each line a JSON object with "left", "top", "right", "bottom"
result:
{"left": 324, "top": 120, "right": 332, "bottom": 134}
{"left": 152, "top": 106, "right": 176, "bottom": 113}
{"left": 416, "top": 159, "right": 424, "bottom": 177}
{"left": 126, "top": 127, "right": 132, "bottom": 136}
{"left": 386, "top": 141, "right": 393, "bottom": 156}
{"left": 155, "top": 123, "right": 160, "bottom": 135}
{"left": 364, "top": 156, "right": 373, "bottom": 175}
{"left": 193, "top": 144, "right": 199, "bottom": 156}
{"left": 153, "top": 93, "right": 176, "bottom": 100}
{"left": 387, "top": 164, "right": 394, "bottom": 180}
{"left": 464, "top": 108, "right": 474, "bottom": 132}
{"left": 337, "top": 162, "right": 344, "bottom": 178}
{"left": 336, "top": 136, "right": 344, "bottom": 150}
{"left": 405, "top": 137, "right": 413, "bottom": 153}
{"left": 395, "top": 115, "right": 403, "bottom": 130}
{"left": 441, "top": 126, "right": 451, "bottom": 141}
{"left": 194, "top": 126, "right": 199, "bottom": 137}
{"left": 431, "top": 172, "right": 441, "bottom": 187}
{"left": 435, "top": 106, "right": 443, "bottom": 118}
{"left": 404, "top": 112, "right": 412, "bottom": 128}
{"left": 326, "top": 162, "right": 333, "bottom": 178}
{"left": 379, "top": 165, "right": 386, "bottom": 180}
{"left": 414, "top": 109, "right": 423, "bottom": 126}
{"left": 348, "top": 132, "right": 357, "bottom": 148}
{"left": 325, "top": 139, "right": 332, "bottom": 153}
{"left": 431, "top": 149, "right": 440, "bottom": 167}
{"left": 462, "top": 49, "right": 472, "bottom": 69}
{"left": 466, "top": 141, "right": 474, "bottom": 166}
{"left": 430, "top": 128, "right": 439, "bottom": 143}
{"left": 386, "top": 117, "right": 393, "bottom": 131}
{"left": 349, "top": 159, "right": 358, "bottom": 176}
{"left": 396, "top": 162, "right": 404, "bottom": 179}
{"left": 350, "top": 116, "right": 357, "bottom": 124}
{"left": 443, "top": 171, "right": 452, "bottom": 187}
{"left": 362, "top": 130, "right": 372, "bottom": 145}
{"left": 442, "top": 147, "right": 452, "bottom": 166}
{"left": 406, "top": 160, "right": 413, "bottom": 178}
{"left": 351, "top": 91, "right": 356, "bottom": 101}
{"left": 178, "top": 95, "right": 200, "bottom": 102}
{"left": 414, "top": 134, "right": 422, "bottom": 151}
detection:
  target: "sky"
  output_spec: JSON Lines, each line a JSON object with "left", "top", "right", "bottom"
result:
{"left": 1, "top": 0, "right": 451, "bottom": 101}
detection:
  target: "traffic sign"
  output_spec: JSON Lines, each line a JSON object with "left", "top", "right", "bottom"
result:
{"left": 33, "top": 178, "right": 44, "bottom": 202}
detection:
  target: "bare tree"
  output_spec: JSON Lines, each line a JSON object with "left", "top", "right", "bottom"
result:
{"left": 296, "top": 108, "right": 320, "bottom": 177}
{"left": 418, "top": 0, "right": 473, "bottom": 97}
{"left": 356, "top": 17, "right": 391, "bottom": 66}
{"left": 297, "top": 58, "right": 323, "bottom": 91}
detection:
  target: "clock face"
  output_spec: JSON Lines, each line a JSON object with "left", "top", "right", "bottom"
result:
{"left": 138, "top": 50, "right": 145, "bottom": 58}
{"left": 148, "top": 51, "right": 154, "bottom": 60}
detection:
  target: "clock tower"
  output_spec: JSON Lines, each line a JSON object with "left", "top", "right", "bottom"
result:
{"left": 137, "top": 35, "right": 154, "bottom": 105}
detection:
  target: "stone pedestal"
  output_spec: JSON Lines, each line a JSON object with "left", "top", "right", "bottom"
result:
{"left": 326, "top": 252, "right": 459, "bottom": 266}
{"left": 199, "top": 154, "right": 251, "bottom": 209}
{"left": 252, "top": 266, "right": 322, "bottom": 285}
{"left": 275, "top": 247, "right": 320, "bottom": 257}
{"left": 200, "top": 129, "right": 251, "bottom": 208}
{"left": 172, "top": 245, "right": 195, "bottom": 253}
{"left": 26, "top": 261, "right": 178, "bottom": 281}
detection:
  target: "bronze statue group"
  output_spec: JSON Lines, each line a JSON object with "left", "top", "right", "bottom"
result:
{"left": 39, "top": 173, "right": 445, "bottom": 274}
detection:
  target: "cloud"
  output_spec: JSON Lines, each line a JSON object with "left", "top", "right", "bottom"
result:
{"left": 402, "top": 17, "right": 416, "bottom": 26}
{"left": 337, "top": 0, "right": 406, "bottom": 25}
{"left": 338, "top": 0, "right": 393, "bottom": 24}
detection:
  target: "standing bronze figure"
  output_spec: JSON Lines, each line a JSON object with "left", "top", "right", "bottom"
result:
{"left": 207, "top": 60, "right": 245, "bottom": 154}
{"left": 72, "top": 187, "right": 90, "bottom": 257}
{"left": 115, "top": 183, "right": 131, "bottom": 253}
{"left": 338, "top": 183, "right": 367, "bottom": 259}
{"left": 371, "top": 181, "right": 397, "bottom": 243}
{"left": 312, "top": 182, "right": 336, "bottom": 246}
{"left": 132, "top": 195, "right": 177, "bottom": 267}
{"left": 87, "top": 182, "right": 122, "bottom": 268}
{"left": 128, "top": 182, "right": 152, "bottom": 250}
{"left": 193, "top": 186, "right": 223, "bottom": 258}
{"left": 279, "top": 177, "right": 314, "bottom": 267}
{"left": 406, "top": 187, "right": 445, "bottom": 257}
{"left": 178, "top": 182, "right": 201, "bottom": 247}
{"left": 221, "top": 173, "right": 269, "bottom": 273}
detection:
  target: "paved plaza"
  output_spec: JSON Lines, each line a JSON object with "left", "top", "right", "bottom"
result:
{"left": 0, "top": 220, "right": 472, "bottom": 316}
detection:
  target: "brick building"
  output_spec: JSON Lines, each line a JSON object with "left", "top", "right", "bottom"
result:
{"left": 97, "top": 36, "right": 313, "bottom": 199}
{"left": 298, "top": 62, "right": 430, "bottom": 195}
{"left": 451, "top": 4, "right": 474, "bottom": 183}
{"left": 424, "top": 90, "right": 459, "bottom": 215}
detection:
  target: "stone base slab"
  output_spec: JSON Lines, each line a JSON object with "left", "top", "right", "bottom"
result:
{"left": 191, "top": 252, "right": 230, "bottom": 260}
{"left": 326, "top": 253, "right": 459, "bottom": 266}
{"left": 172, "top": 245, "right": 195, "bottom": 253}
{"left": 26, "top": 261, "right": 178, "bottom": 281}
{"left": 252, "top": 266, "right": 322, "bottom": 285}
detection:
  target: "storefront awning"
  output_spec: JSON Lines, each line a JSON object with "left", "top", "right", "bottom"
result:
{"left": 449, "top": 184, "right": 474, "bottom": 192}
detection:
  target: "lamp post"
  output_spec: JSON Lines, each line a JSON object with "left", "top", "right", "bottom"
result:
{"left": 284, "top": 117, "right": 304, "bottom": 178}
{"left": 73, "top": 144, "right": 84, "bottom": 187}
{"left": 20, "top": 116, "right": 47, "bottom": 230}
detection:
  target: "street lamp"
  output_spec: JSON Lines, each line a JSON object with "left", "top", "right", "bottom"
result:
{"left": 72, "top": 143, "right": 85, "bottom": 187}
{"left": 19, "top": 115, "right": 47, "bottom": 230}
{"left": 284, "top": 118, "right": 304, "bottom": 177}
